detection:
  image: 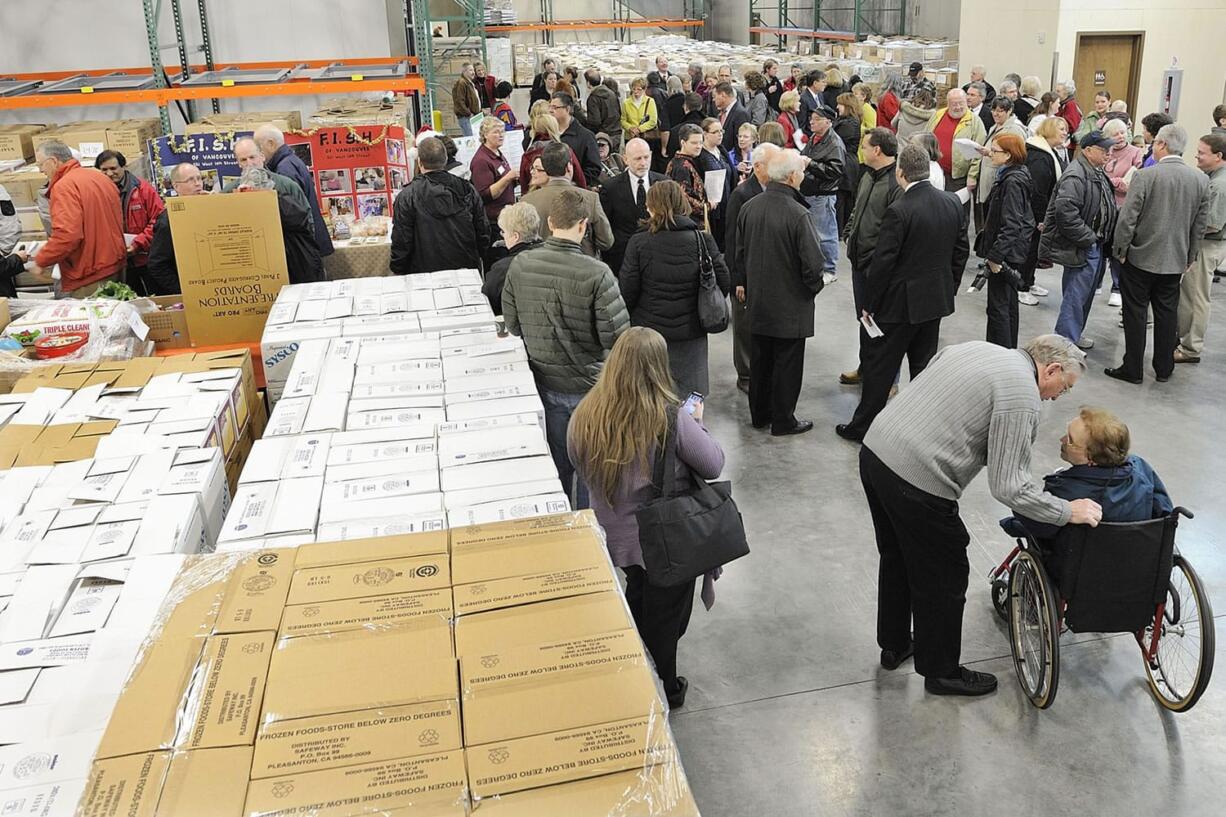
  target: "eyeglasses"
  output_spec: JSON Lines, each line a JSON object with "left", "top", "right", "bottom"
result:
{"left": 1058, "top": 369, "right": 1075, "bottom": 395}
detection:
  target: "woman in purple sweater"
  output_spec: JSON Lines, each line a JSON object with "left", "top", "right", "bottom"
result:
{"left": 568, "top": 327, "right": 726, "bottom": 708}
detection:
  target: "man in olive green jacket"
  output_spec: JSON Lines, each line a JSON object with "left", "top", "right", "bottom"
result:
{"left": 925, "top": 89, "right": 987, "bottom": 207}
{"left": 503, "top": 187, "right": 630, "bottom": 509}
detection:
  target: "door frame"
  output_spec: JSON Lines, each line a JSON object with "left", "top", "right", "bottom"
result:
{"left": 1072, "top": 31, "right": 1146, "bottom": 116}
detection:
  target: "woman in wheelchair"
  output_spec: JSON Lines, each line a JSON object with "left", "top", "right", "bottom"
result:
{"left": 1002, "top": 406, "right": 1173, "bottom": 544}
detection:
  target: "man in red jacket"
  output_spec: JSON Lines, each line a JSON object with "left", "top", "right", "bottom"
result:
{"left": 31, "top": 141, "right": 126, "bottom": 297}
{"left": 96, "top": 150, "right": 165, "bottom": 296}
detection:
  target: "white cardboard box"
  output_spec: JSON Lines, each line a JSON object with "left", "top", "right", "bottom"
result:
{"left": 438, "top": 455, "right": 557, "bottom": 493}
{"left": 447, "top": 493, "right": 571, "bottom": 527}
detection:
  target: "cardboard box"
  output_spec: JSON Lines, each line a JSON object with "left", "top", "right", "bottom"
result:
{"left": 0, "top": 123, "right": 46, "bottom": 162}
{"left": 156, "top": 746, "right": 254, "bottom": 817}
{"left": 214, "top": 548, "right": 297, "bottom": 634}
{"left": 453, "top": 590, "right": 632, "bottom": 657}
{"left": 279, "top": 587, "right": 452, "bottom": 638}
{"left": 250, "top": 699, "right": 462, "bottom": 779}
{"left": 78, "top": 750, "right": 172, "bottom": 817}
{"left": 243, "top": 751, "right": 468, "bottom": 817}
{"left": 285, "top": 553, "right": 450, "bottom": 605}
{"left": 472, "top": 765, "right": 701, "bottom": 817}
{"left": 447, "top": 493, "right": 571, "bottom": 528}
{"left": 294, "top": 530, "right": 449, "bottom": 567}
{"left": 452, "top": 563, "right": 621, "bottom": 617}
{"left": 185, "top": 110, "right": 304, "bottom": 135}
{"left": 179, "top": 630, "right": 275, "bottom": 749}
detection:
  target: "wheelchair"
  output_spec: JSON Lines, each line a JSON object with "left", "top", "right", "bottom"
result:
{"left": 987, "top": 508, "right": 1214, "bottom": 711}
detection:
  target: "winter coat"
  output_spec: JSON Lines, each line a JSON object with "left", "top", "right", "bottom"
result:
{"left": 483, "top": 237, "right": 542, "bottom": 316}
{"left": 1113, "top": 156, "right": 1210, "bottom": 274}
{"left": 976, "top": 117, "right": 1028, "bottom": 204}
{"left": 492, "top": 101, "right": 518, "bottom": 130}
{"left": 1014, "top": 455, "right": 1173, "bottom": 540}
{"left": 734, "top": 182, "right": 825, "bottom": 338}
{"left": 501, "top": 236, "right": 630, "bottom": 394}
{"left": 800, "top": 128, "right": 847, "bottom": 198}
{"left": 1024, "top": 137, "right": 1064, "bottom": 224}
{"left": 893, "top": 100, "right": 934, "bottom": 144}
{"left": 622, "top": 94, "right": 660, "bottom": 143}
{"left": 390, "top": 170, "right": 489, "bottom": 274}
{"left": 0, "top": 250, "right": 24, "bottom": 298}
{"left": 777, "top": 111, "right": 804, "bottom": 149}
{"left": 519, "top": 139, "right": 587, "bottom": 193}
{"left": 580, "top": 84, "right": 622, "bottom": 141}
{"left": 33, "top": 159, "right": 125, "bottom": 292}
{"left": 925, "top": 107, "right": 987, "bottom": 183}
{"left": 747, "top": 91, "right": 770, "bottom": 128}
{"left": 117, "top": 171, "right": 165, "bottom": 268}
{"left": 1038, "top": 154, "right": 1117, "bottom": 268}
{"left": 982, "top": 163, "right": 1036, "bottom": 267}
{"left": 666, "top": 154, "right": 707, "bottom": 217}
{"left": 1058, "top": 97, "right": 1083, "bottom": 136}
{"left": 877, "top": 91, "right": 900, "bottom": 133}
{"left": 0, "top": 184, "right": 18, "bottom": 255}
{"left": 266, "top": 144, "right": 334, "bottom": 257}
{"left": 521, "top": 178, "right": 614, "bottom": 257}
{"left": 143, "top": 211, "right": 181, "bottom": 296}
{"left": 452, "top": 76, "right": 480, "bottom": 118}
{"left": 561, "top": 119, "right": 604, "bottom": 191}
{"left": 846, "top": 161, "right": 903, "bottom": 272}
{"left": 619, "top": 215, "right": 730, "bottom": 341}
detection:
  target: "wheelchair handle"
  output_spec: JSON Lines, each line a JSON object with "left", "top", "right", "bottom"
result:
{"left": 1174, "top": 506, "right": 1194, "bottom": 520}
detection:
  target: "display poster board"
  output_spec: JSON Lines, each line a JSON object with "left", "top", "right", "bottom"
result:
{"left": 167, "top": 191, "right": 290, "bottom": 345}
{"left": 149, "top": 130, "right": 254, "bottom": 198}
{"left": 284, "top": 125, "right": 409, "bottom": 226}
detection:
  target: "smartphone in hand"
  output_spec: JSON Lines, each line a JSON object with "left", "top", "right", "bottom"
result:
{"left": 681, "top": 391, "right": 704, "bottom": 415}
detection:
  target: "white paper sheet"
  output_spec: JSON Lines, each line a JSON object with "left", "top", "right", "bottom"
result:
{"left": 704, "top": 169, "right": 727, "bottom": 206}
{"left": 953, "top": 137, "right": 983, "bottom": 159}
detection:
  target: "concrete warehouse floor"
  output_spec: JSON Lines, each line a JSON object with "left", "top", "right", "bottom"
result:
{"left": 668, "top": 253, "right": 1226, "bottom": 816}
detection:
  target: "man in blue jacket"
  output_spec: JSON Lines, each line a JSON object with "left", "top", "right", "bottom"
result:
{"left": 255, "top": 125, "right": 334, "bottom": 258}
{"left": 1007, "top": 406, "right": 1172, "bottom": 542}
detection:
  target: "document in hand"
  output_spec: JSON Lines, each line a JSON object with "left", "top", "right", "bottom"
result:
{"left": 704, "top": 169, "right": 727, "bottom": 206}
{"left": 953, "top": 138, "right": 983, "bottom": 160}
{"left": 860, "top": 314, "right": 885, "bottom": 338}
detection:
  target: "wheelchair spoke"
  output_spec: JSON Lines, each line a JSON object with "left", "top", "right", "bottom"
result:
{"left": 1145, "top": 558, "right": 1213, "bottom": 710}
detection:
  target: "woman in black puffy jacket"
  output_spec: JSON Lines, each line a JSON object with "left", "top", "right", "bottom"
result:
{"left": 980, "top": 133, "right": 1036, "bottom": 349}
{"left": 619, "top": 180, "right": 730, "bottom": 396}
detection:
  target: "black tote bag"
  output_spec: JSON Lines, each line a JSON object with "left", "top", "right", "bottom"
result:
{"left": 635, "top": 408, "right": 748, "bottom": 587}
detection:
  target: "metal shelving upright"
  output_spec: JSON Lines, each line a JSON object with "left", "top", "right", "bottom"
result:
{"left": 410, "top": 0, "right": 487, "bottom": 118}
{"left": 749, "top": 0, "right": 906, "bottom": 47}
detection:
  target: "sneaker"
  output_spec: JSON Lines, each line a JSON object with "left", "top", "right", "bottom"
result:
{"left": 1075, "top": 336, "right": 1094, "bottom": 350}
{"left": 1096, "top": 285, "right": 1103, "bottom": 295}
{"left": 822, "top": 272, "right": 838, "bottom": 285}
{"left": 1029, "top": 285, "right": 1049, "bottom": 297}
{"left": 1108, "top": 292, "right": 1122, "bottom": 307}
{"left": 1018, "top": 291, "right": 1039, "bottom": 306}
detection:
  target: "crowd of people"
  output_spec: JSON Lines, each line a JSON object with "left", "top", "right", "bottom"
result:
{"left": 423, "top": 55, "right": 1223, "bottom": 704}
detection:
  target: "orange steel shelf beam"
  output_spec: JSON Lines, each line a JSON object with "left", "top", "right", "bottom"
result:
{"left": 1, "top": 57, "right": 419, "bottom": 83}
{"left": 748, "top": 26, "right": 856, "bottom": 41}
{"left": 487, "top": 18, "right": 703, "bottom": 32}
{"left": 0, "top": 76, "right": 425, "bottom": 111}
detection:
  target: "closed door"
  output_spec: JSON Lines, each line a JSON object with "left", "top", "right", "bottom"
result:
{"left": 1073, "top": 33, "right": 1143, "bottom": 117}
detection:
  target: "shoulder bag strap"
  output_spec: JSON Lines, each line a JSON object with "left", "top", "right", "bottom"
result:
{"left": 651, "top": 407, "right": 681, "bottom": 498}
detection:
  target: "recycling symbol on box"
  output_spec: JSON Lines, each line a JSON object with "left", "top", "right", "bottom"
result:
{"left": 301, "top": 606, "right": 321, "bottom": 618}
{"left": 488, "top": 748, "right": 511, "bottom": 765}
{"left": 419, "top": 729, "right": 439, "bottom": 746}
{"left": 481, "top": 656, "right": 500, "bottom": 669}
{"left": 271, "top": 782, "right": 295, "bottom": 799}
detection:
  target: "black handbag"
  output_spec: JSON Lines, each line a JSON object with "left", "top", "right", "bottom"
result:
{"left": 635, "top": 408, "right": 748, "bottom": 587}
{"left": 694, "top": 231, "right": 729, "bottom": 333}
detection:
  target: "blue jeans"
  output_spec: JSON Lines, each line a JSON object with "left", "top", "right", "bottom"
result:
{"left": 1054, "top": 242, "right": 1106, "bottom": 342}
{"left": 458, "top": 116, "right": 474, "bottom": 137}
{"left": 540, "top": 387, "right": 590, "bottom": 510}
{"left": 1108, "top": 254, "right": 1123, "bottom": 293}
{"left": 805, "top": 194, "right": 838, "bottom": 275}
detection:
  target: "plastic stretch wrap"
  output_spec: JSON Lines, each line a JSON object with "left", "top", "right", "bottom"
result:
{"left": 78, "top": 512, "right": 700, "bottom": 816}
{"left": 0, "top": 298, "right": 154, "bottom": 376}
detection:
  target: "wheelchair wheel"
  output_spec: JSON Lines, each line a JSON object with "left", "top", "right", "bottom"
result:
{"left": 1144, "top": 555, "right": 1215, "bottom": 712}
{"left": 992, "top": 573, "right": 1010, "bottom": 621}
{"left": 1008, "top": 550, "right": 1061, "bottom": 708}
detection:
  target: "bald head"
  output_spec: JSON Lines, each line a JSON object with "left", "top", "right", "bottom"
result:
{"left": 623, "top": 137, "right": 651, "bottom": 176}
{"left": 233, "top": 137, "right": 264, "bottom": 171}
{"left": 252, "top": 124, "right": 285, "bottom": 160}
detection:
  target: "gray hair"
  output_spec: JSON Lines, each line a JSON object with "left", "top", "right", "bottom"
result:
{"left": 35, "top": 139, "right": 73, "bottom": 162}
{"left": 968, "top": 81, "right": 987, "bottom": 96}
{"left": 1024, "top": 334, "right": 1087, "bottom": 373}
{"left": 1058, "top": 78, "right": 1076, "bottom": 94}
{"left": 998, "top": 80, "right": 1017, "bottom": 94}
{"left": 753, "top": 142, "right": 781, "bottom": 168}
{"left": 880, "top": 74, "right": 905, "bottom": 95}
{"left": 497, "top": 201, "right": 540, "bottom": 240}
{"left": 253, "top": 124, "right": 285, "bottom": 147}
{"left": 666, "top": 74, "right": 683, "bottom": 95}
{"left": 1101, "top": 118, "right": 1129, "bottom": 138}
{"left": 766, "top": 148, "right": 805, "bottom": 182}
{"left": 1020, "top": 76, "right": 1043, "bottom": 98}
{"left": 971, "top": 64, "right": 986, "bottom": 75}
{"left": 1155, "top": 123, "right": 1188, "bottom": 154}
{"left": 239, "top": 166, "right": 276, "bottom": 190}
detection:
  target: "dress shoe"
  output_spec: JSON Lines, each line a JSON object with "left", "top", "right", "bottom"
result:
{"left": 667, "top": 676, "right": 689, "bottom": 709}
{"left": 1155, "top": 372, "right": 1171, "bottom": 383}
{"left": 835, "top": 424, "right": 864, "bottom": 442}
{"left": 772, "top": 420, "right": 814, "bottom": 437}
{"left": 880, "top": 641, "right": 914, "bottom": 671}
{"left": 1104, "top": 366, "right": 1142, "bottom": 385}
{"left": 1173, "top": 349, "right": 1201, "bottom": 364}
{"left": 839, "top": 369, "right": 862, "bottom": 385}
{"left": 924, "top": 667, "right": 998, "bottom": 697}
{"left": 752, "top": 420, "right": 770, "bottom": 430}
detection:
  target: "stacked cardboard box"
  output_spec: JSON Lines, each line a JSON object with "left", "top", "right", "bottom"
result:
{"left": 0, "top": 123, "right": 47, "bottom": 165}
{"left": 307, "top": 97, "right": 409, "bottom": 128}
{"left": 182, "top": 110, "right": 304, "bottom": 137}
{"left": 30, "top": 119, "right": 161, "bottom": 166}
{"left": 3, "top": 349, "right": 266, "bottom": 491}
{"left": 75, "top": 512, "right": 700, "bottom": 816}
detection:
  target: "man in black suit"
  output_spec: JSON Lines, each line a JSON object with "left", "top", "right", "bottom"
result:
{"left": 666, "top": 93, "right": 706, "bottom": 160}
{"left": 725, "top": 143, "right": 780, "bottom": 394}
{"left": 837, "top": 144, "right": 969, "bottom": 441}
{"left": 598, "top": 138, "right": 665, "bottom": 278}
{"left": 712, "top": 82, "right": 750, "bottom": 154}
{"left": 737, "top": 149, "right": 827, "bottom": 436}
{"left": 961, "top": 65, "right": 996, "bottom": 105}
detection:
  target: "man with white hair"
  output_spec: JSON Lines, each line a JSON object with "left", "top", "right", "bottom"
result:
{"left": 236, "top": 165, "right": 324, "bottom": 284}
{"left": 253, "top": 124, "right": 334, "bottom": 257}
{"left": 724, "top": 142, "right": 781, "bottom": 393}
{"left": 735, "top": 148, "right": 826, "bottom": 436}
{"left": 962, "top": 65, "right": 995, "bottom": 105}
{"left": 861, "top": 334, "right": 1102, "bottom": 697}
{"left": 1107, "top": 124, "right": 1210, "bottom": 383}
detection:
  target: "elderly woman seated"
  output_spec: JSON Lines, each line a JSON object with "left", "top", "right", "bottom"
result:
{"left": 1004, "top": 406, "right": 1172, "bottom": 542}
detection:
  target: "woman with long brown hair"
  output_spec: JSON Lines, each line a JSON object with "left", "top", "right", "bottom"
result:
{"left": 567, "top": 326, "right": 726, "bottom": 708}
{"left": 619, "top": 181, "right": 730, "bottom": 396}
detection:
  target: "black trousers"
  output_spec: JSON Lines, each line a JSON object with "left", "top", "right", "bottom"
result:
{"left": 1119, "top": 261, "right": 1181, "bottom": 380}
{"left": 985, "top": 270, "right": 1020, "bottom": 348}
{"left": 731, "top": 296, "right": 751, "bottom": 390}
{"left": 860, "top": 446, "right": 971, "bottom": 679}
{"left": 845, "top": 319, "right": 940, "bottom": 437}
{"left": 623, "top": 565, "right": 696, "bottom": 695}
{"left": 749, "top": 334, "right": 806, "bottom": 433}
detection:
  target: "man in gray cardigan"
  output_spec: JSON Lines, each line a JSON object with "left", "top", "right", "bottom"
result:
{"left": 1106, "top": 124, "right": 1210, "bottom": 384}
{"left": 860, "top": 335, "right": 1103, "bottom": 697}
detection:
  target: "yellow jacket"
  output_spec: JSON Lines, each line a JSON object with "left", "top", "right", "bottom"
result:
{"left": 925, "top": 107, "right": 987, "bottom": 182}
{"left": 858, "top": 102, "right": 878, "bottom": 164}
{"left": 621, "top": 95, "right": 658, "bottom": 140}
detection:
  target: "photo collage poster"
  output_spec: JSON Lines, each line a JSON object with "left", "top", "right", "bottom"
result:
{"left": 284, "top": 125, "right": 409, "bottom": 228}
{"left": 149, "top": 130, "right": 254, "bottom": 198}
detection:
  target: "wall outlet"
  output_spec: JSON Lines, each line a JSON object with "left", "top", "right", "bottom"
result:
{"left": 1037, "top": 32, "right": 1046, "bottom": 44}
